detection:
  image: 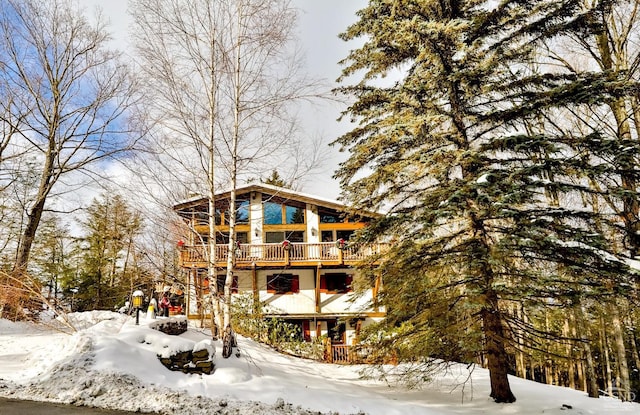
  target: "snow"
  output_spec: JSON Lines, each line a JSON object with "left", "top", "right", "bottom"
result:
{"left": 476, "top": 173, "right": 489, "bottom": 184}
{"left": 0, "top": 311, "right": 637, "bottom": 414}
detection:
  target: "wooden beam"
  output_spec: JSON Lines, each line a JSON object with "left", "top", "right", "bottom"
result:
{"left": 251, "top": 263, "right": 258, "bottom": 313}
{"left": 315, "top": 264, "right": 321, "bottom": 313}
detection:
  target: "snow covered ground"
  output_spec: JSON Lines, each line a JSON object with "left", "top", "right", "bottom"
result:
{"left": 0, "top": 311, "right": 637, "bottom": 414}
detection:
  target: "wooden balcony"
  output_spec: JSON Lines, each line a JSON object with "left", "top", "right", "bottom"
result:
{"left": 178, "top": 242, "right": 388, "bottom": 268}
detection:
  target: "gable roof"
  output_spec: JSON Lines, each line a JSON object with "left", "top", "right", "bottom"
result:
{"left": 173, "top": 183, "right": 380, "bottom": 218}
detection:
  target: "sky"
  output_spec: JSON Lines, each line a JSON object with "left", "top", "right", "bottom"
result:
{"left": 81, "top": 0, "right": 369, "bottom": 201}
{"left": 0, "top": 311, "right": 637, "bottom": 414}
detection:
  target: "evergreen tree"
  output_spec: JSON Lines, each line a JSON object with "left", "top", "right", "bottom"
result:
{"left": 73, "top": 193, "right": 143, "bottom": 311}
{"left": 30, "top": 216, "right": 73, "bottom": 309}
{"left": 262, "top": 170, "right": 291, "bottom": 188}
{"left": 335, "top": 0, "right": 638, "bottom": 402}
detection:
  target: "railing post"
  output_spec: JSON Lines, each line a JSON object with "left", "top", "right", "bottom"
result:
{"left": 325, "top": 337, "right": 333, "bottom": 363}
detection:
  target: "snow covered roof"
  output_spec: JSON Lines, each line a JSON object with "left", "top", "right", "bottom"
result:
{"left": 173, "top": 183, "right": 381, "bottom": 218}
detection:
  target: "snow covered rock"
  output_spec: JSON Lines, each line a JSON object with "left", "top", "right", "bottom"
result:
{"left": 158, "top": 339, "right": 215, "bottom": 375}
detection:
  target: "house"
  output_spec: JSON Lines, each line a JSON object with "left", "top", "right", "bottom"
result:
{"left": 173, "top": 183, "right": 386, "bottom": 362}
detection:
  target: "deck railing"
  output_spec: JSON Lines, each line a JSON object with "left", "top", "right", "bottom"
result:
{"left": 179, "top": 242, "right": 388, "bottom": 266}
{"left": 330, "top": 345, "right": 354, "bottom": 364}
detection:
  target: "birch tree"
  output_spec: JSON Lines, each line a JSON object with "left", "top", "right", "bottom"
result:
{"left": 131, "top": 0, "right": 323, "bottom": 344}
{"left": 0, "top": 0, "right": 138, "bottom": 275}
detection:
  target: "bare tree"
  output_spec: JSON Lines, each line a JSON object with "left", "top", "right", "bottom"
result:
{"left": 131, "top": 0, "right": 325, "bottom": 345}
{"left": 0, "top": 0, "right": 139, "bottom": 275}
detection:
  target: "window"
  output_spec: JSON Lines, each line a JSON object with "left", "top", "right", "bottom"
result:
{"left": 318, "top": 208, "right": 344, "bottom": 223}
{"left": 216, "top": 274, "right": 238, "bottom": 294}
{"left": 320, "top": 273, "right": 353, "bottom": 293}
{"left": 194, "top": 211, "right": 211, "bottom": 226}
{"left": 265, "top": 231, "right": 284, "bottom": 243}
{"left": 225, "top": 200, "right": 249, "bottom": 224}
{"left": 215, "top": 232, "right": 248, "bottom": 244}
{"left": 264, "top": 201, "right": 282, "bottom": 225}
{"left": 195, "top": 235, "right": 209, "bottom": 245}
{"left": 263, "top": 200, "right": 305, "bottom": 225}
{"left": 285, "top": 205, "right": 304, "bottom": 224}
{"left": 267, "top": 273, "right": 299, "bottom": 294}
{"left": 236, "top": 232, "right": 248, "bottom": 244}
{"left": 265, "top": 231, "right": 304, "bottom": 243}
{"left": 320, "top": 230, "right": 354, "bottom": 243}
{"left": 321, "top": 231, "right": 333, "bottom": 243}
{"left": 287, "top": 231, "right": 304, "bottom": 242}
{"left": 236, "top": 200, "right": 250, "bottom": 224}
{"left": 327, "top": 320, "right": 346, "bottom": 344}
{"left": 336, "top": 230, "right": 354, "bottom": 241}
{"left": 198, "top": 272, "right": 210, "bottom": 295}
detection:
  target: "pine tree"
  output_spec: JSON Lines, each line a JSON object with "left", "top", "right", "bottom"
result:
{"left": 262, "top": 170, "right": 291, "bottom": 188}
{"left": 335, "top": 0, "right": 638, "bottom": 403}
{"left": 30, "top": 216, "right": 72, "bottom": 309}
{"left": 74, "top": 193, "right": 143, "bottom": 311}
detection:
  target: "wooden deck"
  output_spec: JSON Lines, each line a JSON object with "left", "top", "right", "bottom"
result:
{"left": 179, "top": 242, "right": 388, "bottom": 268}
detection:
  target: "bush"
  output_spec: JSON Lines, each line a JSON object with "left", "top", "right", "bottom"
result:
{"left": 231, "top": 293, "right": 324, "bottom": 360}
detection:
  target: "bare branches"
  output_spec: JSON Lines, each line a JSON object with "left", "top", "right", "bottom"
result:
{"left": 0, "top": 0, "right": 140, "bottom": 272}
{"left": 0, "top": 269, "right": 76, "bottom": 333}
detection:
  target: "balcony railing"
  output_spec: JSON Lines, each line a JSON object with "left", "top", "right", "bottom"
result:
{"left": 179, "top": 242, "right": 388, "bottom": 267}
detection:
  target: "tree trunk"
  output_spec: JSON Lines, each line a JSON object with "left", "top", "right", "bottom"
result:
{"left": 223, "top": 182, "right": 237, "bottom": 332}
{"left": 595, "top": 13, "right": 640, "bottom": 257}
{"left": 544, "top": 311, "right": 553, "bottom": 385}
{"left": 629, "top": 319, "right": 640, "bottom": 386}
{"left": 222, "top": 0, "right": 244, "bottom": 343}
{"left": 207, "top": 20, "right": 223, "bottom": 339}
{"left": 575, "top": 304, "right": 599, "bottom": 397}
{"left": 14, "top": 196, "right": 47, "bottom": 275}
{"left": 609, "top": 303, "right": 631, "bottom": 401}
{"left": 600, "top": 316, "right": 614, "bottom": 396}
{"left": 564, "top": 318, "right": 576, "bottom": 389}
{"left": 483, "top": 292, "right": 516, "bottom": 403}
{"left": 514, "top": 303, "right": 526, "bottom": 379}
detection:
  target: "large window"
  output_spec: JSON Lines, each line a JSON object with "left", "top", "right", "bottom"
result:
{"left": 264, "top": 201, "right": 282, "bottom": 224}
{"left": 265, "top": 231, "right": 304, "bottom": 243}
{"left": 225, "top": 200, "right": 249, "bottom": 225}
{"left": 263, "top": 200, "right": 305, "bottom": 224}
{"left": 285, "top": 205, "right": 304, "bottom": 224}
{"left": 236, "top": 200, "right": 250, "bottom": 224}
{"left": 320, "top": 273, "right": 353, "bottom": 294}
{"left": 318, "top": 207, "right": 344, "bottom": 223}
{"left": 267, "top": 273, "right": 299, "bottom": 294}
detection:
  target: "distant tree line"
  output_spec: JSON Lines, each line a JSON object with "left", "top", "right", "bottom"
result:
{"left": 0, "top": 192, "right": 173, "bottom": 316}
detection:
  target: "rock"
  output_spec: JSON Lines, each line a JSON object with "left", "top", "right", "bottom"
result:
{"left": 149, "top": 317, "right": 188, "bottom": 336}
{"left": 157, "top": 342, "right": 215, "bottom": 375}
